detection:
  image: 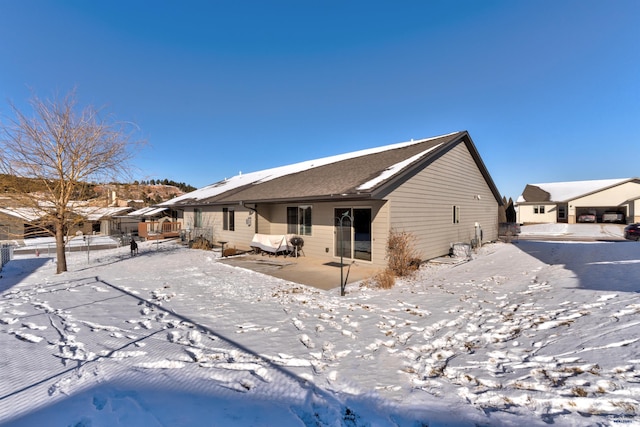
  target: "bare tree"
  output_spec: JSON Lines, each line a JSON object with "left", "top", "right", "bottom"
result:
{"left": 0, "top": 89, "right": 143, "bottom": 273}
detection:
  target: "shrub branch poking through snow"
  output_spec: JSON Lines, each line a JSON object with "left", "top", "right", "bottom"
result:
{"left": 367, "top": 230, "right": 422, "bottom": 289}
{"left": 190, "top": 236, "right": 212, "bottom": 250}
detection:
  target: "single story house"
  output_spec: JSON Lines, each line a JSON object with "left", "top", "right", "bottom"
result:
{"left": 160, "top": 131, "right": 503, "bottom": 268}
{"left": 0, "top": 207, "right": 50, "bottom": 240}
{"left": 126, "top": 206, "right": 183, "bottom": 239}
{"left": 73, "top": 206, "right": 134, "bottom": 235}
{"left": 516, "top": 178, "right": 640, "bottom": 224}
{"left": 0, "top": 205, "right": 132, "bottom": 240}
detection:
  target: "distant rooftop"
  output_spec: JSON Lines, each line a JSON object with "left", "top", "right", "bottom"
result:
{"left": 518, "top": 178, "right": 634, "bottom": 203}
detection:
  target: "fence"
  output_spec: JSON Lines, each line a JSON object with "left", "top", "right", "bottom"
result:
{"left": 12, "top": 236, "right": 122, "bottom": 257}
{"left": 1, "top": 244, "right": 13, "bottom": 270}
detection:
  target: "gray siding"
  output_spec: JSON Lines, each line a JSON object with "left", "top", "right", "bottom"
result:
{"left": 387, "top": 142, "right": 499, "bottom": 261}
{"left": 180, "top": 138, "right": 499, "bottom": 266}
{"left": 184, "top": 206, "right": 255, "bottom": 250}
{"left": 257, "top": 201, "right": 388, "bottom": 266}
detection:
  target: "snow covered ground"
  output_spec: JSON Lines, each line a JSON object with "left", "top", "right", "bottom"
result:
{"left": 519, "top": 223, "right": 627, "bottom": 240}
{"left": 17, "top": 235, "right": 122, "bottom": 248}
{"left": 0, "top": 225, "right": 639, "bottom": 426}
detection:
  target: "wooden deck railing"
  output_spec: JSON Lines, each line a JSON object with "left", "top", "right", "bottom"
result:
{"left": 138, "top": 221, "right": 182, "bottom": 240}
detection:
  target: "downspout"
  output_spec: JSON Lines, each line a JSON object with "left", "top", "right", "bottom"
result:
{"left": 241, "top": 202, "right": 258, "bottom": 233}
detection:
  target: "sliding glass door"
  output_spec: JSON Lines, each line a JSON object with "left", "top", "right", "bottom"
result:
{"left": 334, "top": 208, "right": 372, "bottom": 261}
{"left": 353, "top": 208, "right": 372, "bottom": 261}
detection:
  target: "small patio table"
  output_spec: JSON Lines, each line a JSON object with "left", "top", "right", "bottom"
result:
{"left": 218, "top": 241, "right": 228, "bottom": 257}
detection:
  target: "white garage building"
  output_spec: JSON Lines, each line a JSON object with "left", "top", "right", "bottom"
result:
{"left": 516, "top": 178, "right": 640, "bottom": 224}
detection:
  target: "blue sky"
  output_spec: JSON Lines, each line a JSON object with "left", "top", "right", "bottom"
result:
{"left": 0, "top": 1, "right": 638, "bottom": 199}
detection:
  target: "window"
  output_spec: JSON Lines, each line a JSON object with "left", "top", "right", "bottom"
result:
{"left": 194, "top": 208, "right": 202, "bottom": 228}
{"left": 452, "top": 205, "right": 460, "bottom": 224}
{"left": 534, "top": 205, "right": 545, "bottom": 214}
{"left": 299, "top": 205, "right": 312, "bottom": 235}
{"left": 287, "top": 205, "right": 312, "bottom": 236}
{"left": 286, "top": 207, "right": 297, "bottom": 234}
{"left": 223, "top": 208, "right": 235, "bottom": 231}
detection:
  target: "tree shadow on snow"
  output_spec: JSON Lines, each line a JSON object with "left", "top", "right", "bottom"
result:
{"left": 0, "top": 378, "right": 468, "bottom": 427}
{"left": 0, "top": 257, "right": 51, "bottom": 292}
{"left": 0, "top": 274, "right": 483, "bottom": 427}
{"left": 515, "top": 240, "right": 640, "bottom": 293}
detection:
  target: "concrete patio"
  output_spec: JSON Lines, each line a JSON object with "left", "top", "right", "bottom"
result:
{"left": 218, "top": 253, "right": 381, "bottom": 291}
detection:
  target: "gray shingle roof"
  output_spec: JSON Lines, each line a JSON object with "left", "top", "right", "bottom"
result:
{"left": 165, "top": 131, "right": 501, "bottom": 206}
{"left": 520, "top": 184, "right": 552, "bottom": 203}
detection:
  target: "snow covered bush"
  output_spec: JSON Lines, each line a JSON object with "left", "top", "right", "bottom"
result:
{"left": 386, "top": 229, "right": 421, "bottom": 278}
{"left": 366, "top": 230, "right": 421, "bottom": 289}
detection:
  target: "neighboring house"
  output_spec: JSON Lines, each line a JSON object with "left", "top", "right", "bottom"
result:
{"left": 160, "top": 131, "right": 502, "bottom": 268}
{"left": 516, "top": 178, "right": 640, "bottom": 224}
{"left": 126, "top": 206, "right": 183, "bottom": 239}
{"left": 0, "top": 205, "right": 132, "bottom": 240}
{"left": 0, "top": 207, "right": 49, "bottom": 240}
{"left": 73, "top": 206, "right": 134, "bottom": 235}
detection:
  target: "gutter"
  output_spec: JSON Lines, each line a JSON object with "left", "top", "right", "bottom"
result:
{"left": 240, "top": 201, "right": 257, "bottom": 213}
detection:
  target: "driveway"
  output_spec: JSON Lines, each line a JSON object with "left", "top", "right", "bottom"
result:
{"left": 518, "top": 223, "right": 626, "bottom": 241}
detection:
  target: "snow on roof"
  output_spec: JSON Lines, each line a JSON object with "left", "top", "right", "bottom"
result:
{"left": 128, "top": 206, "right": 168, "bottom": 217}
{"left": 0, "top": 207, "right": 46, "bottom": 222}
{"left": 356, "top": 143, "right": 444, "bottom": 191}
{"left": 73, "top": 206, "right": 132, "bottom": 221}
{"left": 518, "top": 178, "right": 631, "bottom": 202}
{"left": 0, "top": 206, "right": 131, "bottom": 221}
{"left": 129, "top": 206, "right": 155, "bottom": 216}
{"left": 141, "top": 207, "right": 167, "bottom": 217}
{"left": 160, "top": 132, "right": 460, "bottom": 205}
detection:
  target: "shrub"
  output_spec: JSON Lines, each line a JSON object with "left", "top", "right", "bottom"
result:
{"left": 386, "top": 229, "right": 421, "bottom": 277}
{"left": 190, "top": 236, "right": 212, "bottom": 250}
{"left": 223, "top": 248, "right": 237, "bottom": 257}
{"left": 365, "top": 230, "right": 421, "bottom": 290}
{"left": 371, "top": 268, "right": 396, "bottom": 289}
